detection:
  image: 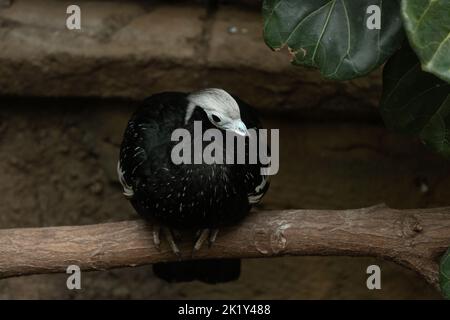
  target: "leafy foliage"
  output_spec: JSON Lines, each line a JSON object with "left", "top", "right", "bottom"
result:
{"left": 263, "top": 0, "right": 450, "bottom": 158}
{"left": 402, "top": 0, "right": 450, "bottom": 83}
{"left": 263, "top": 1, "right": 450, "bottom": 298}
{"left": 380, "top": 45, "right": 450, "bottom": 157}
{"left": 440, "top": 248, "right": 450, "bottom": 299}
{"left": 263, "top": 0, "right": 404, "bottom": 80}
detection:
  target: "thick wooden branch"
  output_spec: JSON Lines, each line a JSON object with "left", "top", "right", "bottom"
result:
{"left": 0, "top": 205, "right": 449, "bottom": 289}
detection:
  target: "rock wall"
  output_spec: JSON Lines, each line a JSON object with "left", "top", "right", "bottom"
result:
{"left": 0, "top": 0, "right": 381, "bottom": 111}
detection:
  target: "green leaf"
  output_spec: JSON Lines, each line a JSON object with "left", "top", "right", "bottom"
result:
{"left": 401, "top": 0, "right": 450, "bottom": 83}
{"left": 440, "top": 248, "right": 450, "bottom": 299}
{"left": 263, "top": 0, "right": 404, "bottom": 80}
{"left": 380, "top": 44, "right": 450, "bottom": 157}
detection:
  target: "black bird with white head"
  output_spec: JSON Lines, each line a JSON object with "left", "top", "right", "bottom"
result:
{"left": 118, "top": 88, "right": 270, "bottom": 283}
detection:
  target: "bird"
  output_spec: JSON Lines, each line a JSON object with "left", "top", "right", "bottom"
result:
{"left": 118, "top": 88, "right": 270, "bottom": 283}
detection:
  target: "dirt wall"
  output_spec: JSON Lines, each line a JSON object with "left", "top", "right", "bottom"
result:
{"left": 0, "top": 98, "right": 444, "bottom": 299}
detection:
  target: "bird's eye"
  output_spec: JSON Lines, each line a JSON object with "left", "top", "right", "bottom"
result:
{"left": 211, "top": 114, "right": 221, "bottom": 123}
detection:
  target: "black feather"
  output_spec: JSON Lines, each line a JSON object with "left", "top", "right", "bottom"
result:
{"left": 119, "top": 91, "right": 268, "bottom": 283}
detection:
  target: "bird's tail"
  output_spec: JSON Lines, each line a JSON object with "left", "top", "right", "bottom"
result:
{"left": 153, "top": 259, "right": 241, "bottom": 284}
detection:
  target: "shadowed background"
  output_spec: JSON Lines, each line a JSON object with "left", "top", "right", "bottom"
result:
{"left": 0, "top": 0, "right": 446, "bottom": 299}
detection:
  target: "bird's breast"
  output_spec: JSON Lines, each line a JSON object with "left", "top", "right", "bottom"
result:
{"left": 132, "top": 163, "right": 250, "bottom": 229}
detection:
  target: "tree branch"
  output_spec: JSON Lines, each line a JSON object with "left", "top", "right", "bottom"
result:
{"left": 0, "top": 205, "right": 449, "bottom": 289}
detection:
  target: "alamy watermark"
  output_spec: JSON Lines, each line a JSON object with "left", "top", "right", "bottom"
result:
{"left": 170, "top": 121, "right": 279, "bottom": 176}
{"left": 366, "top": 5, "right": 381, "bottom": 30}
{"left": 66, "top": 5, "right": 81, "bottom": 30}
{"left": 366, "top": 265, "right": 381, "bottom": 290}
{"left": 66, "top": 265, "right": 81, "bottom": 290}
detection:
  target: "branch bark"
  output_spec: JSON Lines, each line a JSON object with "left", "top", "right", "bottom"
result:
{"left": 0, "top": 205, "right": 449, "bottom": 289}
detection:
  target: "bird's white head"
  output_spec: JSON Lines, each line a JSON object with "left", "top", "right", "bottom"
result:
{"left": 185, "top": 88, "right": 248, "bottom": 136}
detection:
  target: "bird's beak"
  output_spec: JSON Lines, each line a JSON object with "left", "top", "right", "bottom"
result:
{"left": 229, "top": 120, "right": 249, "bottom": 136}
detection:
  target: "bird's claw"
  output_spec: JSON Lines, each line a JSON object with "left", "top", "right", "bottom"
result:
{"left": 153, "top": 226, "right": 219, "bottom": 256}
{"left": 153, "top": 225, "right": 181, "bottom": 257}
{"left": 193, "top": 228, "right": 219, "bottom": 254}
{"left": 208, "top": 229, "right": 219, "bottom": 247}
{"left": 153, "top": 225, "right": 161, "bottom": 250}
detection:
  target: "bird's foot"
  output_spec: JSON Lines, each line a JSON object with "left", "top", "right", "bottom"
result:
{"left": 193, "top": 228, "right": 219, "bottom": 253}
{"left": 153, "top": 225, "right": 181, "bottom": 257}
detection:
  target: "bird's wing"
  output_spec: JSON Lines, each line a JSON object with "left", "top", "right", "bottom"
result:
{"left": 118, "top": 93, "right": 187, "bottom": 198}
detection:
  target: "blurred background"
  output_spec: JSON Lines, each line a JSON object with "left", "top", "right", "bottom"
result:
{"left": 0, "top": 0, "right": 447, "bottom": 299}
